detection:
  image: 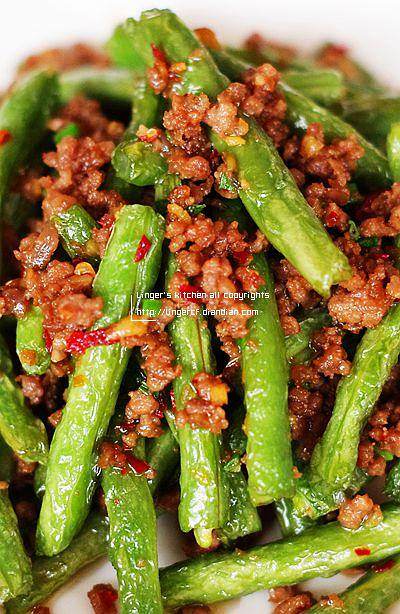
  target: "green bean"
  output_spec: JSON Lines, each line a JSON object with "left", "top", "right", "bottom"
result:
{"left": 0, "top": 487, "right": 32, "bottom": 604}
{"left": 16, "top": 306, "right": 50, "bottom": 376}
{"left": 283, "top": 69, "right": 345, "bottom": 106}
{"left": 0, "top": 437, "right": 32, "bottom": 604}
{"left": 123, "top": 9, "right": 351, "bottom": 297}
{"left": 239, "top": 253, "right": 294, "bottom": 505}
{"left": 167, "top": 255, "right": 228, "bottom": 548}
{"left": 342, "top": 96, "right": 400, "bottom": 151}
{"left": 112, "top": 139, "right": 168, "bottom": 186}
{"left": 275, "top": 497, "right": 315, "bottom": 537}
{"left": 103, "top": 461, "right": 162, "bottom": 614}
{"left": 387, "top": 121, "right": 400, "bottom": 182}
{"left": 285, "top": 309, "right": 332, "bottom": 364}
{"left": 220, "top": 405, "right": 261, "bottom": 541}
{"left": 0, "top": 371, "right": 48, "bottom": 464}
{"left": 211, "top": 47, "right": 390, "bottom": 191}
{"left": 60, "top": 67, "right": 134, "bottom": 106}
{"left": 107, "top": 24, "right": 146, "bottom": 72}
{"left": 126, "top": 76, "right": 162, "bottom": 137}
{"left": 36, "top": 205, "right": 165, "bottom": 556}
{"left": 5, "top": 512, "right": 109, "bottom": 613}
{"left": 52, "top": 204, "right": 99, "bottom": 262}
{"left": 293, "top": 467, "right": 369, "bottom": 519}
{"left": 306, "top": 304, "right": 400, "bottom": 503}
{"left": 384, "top": 459, "right": 400, "bottom": 503}
{"left": 160, "top": 503, "right": 400, "bottom": 609}
{"left": 147, "top": 429, "right": 180, "bottom": 496}
{"left": 0, "top": 71, "right": 59, "bottom": 211}
{"left": 308, "top": 554, "right": 400, "bottom": 613}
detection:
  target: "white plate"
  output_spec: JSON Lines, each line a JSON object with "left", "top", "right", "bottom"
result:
{"left": 2, "top": 0, "right": 400, "bottom": 611}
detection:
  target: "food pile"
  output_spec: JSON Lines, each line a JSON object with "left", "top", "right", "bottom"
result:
{"left": 1, "top": 8, "right": 400, "bottom": 613}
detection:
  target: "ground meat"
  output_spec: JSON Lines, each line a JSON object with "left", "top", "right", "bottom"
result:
{"left": 282, "top": 123, "right": 364, "bottom": 231}
{"left": 357, "top": 439, "right": 386, "bottom": 476}
{"left": 269, "top": 586, "right": 314, "bottom": 614}
{"left": 163, "top": 93, "right": 210, "bottom": 155}
{"left": 140, "top": 331, "right": 181, "bottom": 392}
{"left": 205, "top": 85, "right": 249, "bottom": 140}
{"left": 274, "top": 258, "right": 320, "bottom": 333}
{"left": 48, "top": 96, "right": 124, "bottom": 144}
{"left": 242, "top": 64, "right": 289, "bottom": 147}
{"left": 42, "top": 135, "right": 124, "bottom": 215}
{"left": 358, "top": 183, "right": 400, "bottom": 238}
{"left": 19, "top": 43, "right": 109, "bottom": 74}
{"left": 338, "top": 494, "right": 382, "bottom": 529}
{"left": 363, "top": 400, "right": 400, "bottom": 457}
{"left": 288, "top": 327, "right": 349, "bottom": 459}
{"left": 14, "top": 223, "right": 59, "bottom": 270}
{"left": 0, "top": 278, "right": 29, "bottom": 318}
{"left": 124, "top": 390, "right": 163, "bottom": 441}
{"left": 87, "top": 583, "right": 118, "bottom": 614}
{"left": 16, "top": 375, "right": 44, "bottom": 405}
{"left": 328, "top": 235, "right": 400, "bottom": 332}
{"left": 175, "top": 372, "right": 229, "bottom": 433}
{"left": 311, "top": 327, "right": 351, "bottom": 378}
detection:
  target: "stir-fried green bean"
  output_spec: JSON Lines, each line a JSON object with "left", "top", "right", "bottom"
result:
{"left": 160, "top": 504, "right": 400, "bottom": 608}
{"left": 305, "top": 304, "right": 400, "bottom": 505}
{"left": 239, "top": 254, "right": 294, "bottom": 505}
{"left": 52, "top": 204, "right": 99, "bottom": 262}
{"left": 103, "top": 461, "right": 162, "bottom": 614}
{"left": 167, "top": 256, "right": 228, "bottom": 548}
{"left": 211, "top": 47, "right": 391, "bottom": 190}
{"left": 120, "top": 9, "right": 351, "bottom": 297}
{"left": 36, "top": 205, "right": 165, "bottom": 556}
{"left": 16, "top": 306, "right": 50, "bottom": 376}
{"left": 308, "top": 554, "right": 400, "bottom": 613}
{"left": 0, "top": 437, "right": 32, "bottom": 604}
{"left": 5, "top": 513, "right": 109, "bottom": 613}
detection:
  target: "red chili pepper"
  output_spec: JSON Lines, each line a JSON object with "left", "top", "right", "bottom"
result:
{"left": 134, "top": 235, "right": 152, "bottom": 262}
{"left": 354, "top": 547, "right": 371, "bottom": 556}
{"left": 372, "top": 559, "right": 395, "bottom": 573}
{"left": 380, "top": 253, "right": 390, "bottom": 260}
{"left": 66, "top": 328, "right": 111, "bottom": 354}
{"left": 0, "top": 130, "right": 12, "bottom": 145}
{"left": 43, "top": 329, "right": 53, "bottom": 353}
{"left": 179, "top": 283, "right": 204, "bottom": 304}
{"left": 90, "top": 584, "right": 118, "bottom": 609}
{"left": 151, "top": 43, "right": 168, "bottom": 64}
{"left": 125, "top": 452, "right": 151, "bottom": 475}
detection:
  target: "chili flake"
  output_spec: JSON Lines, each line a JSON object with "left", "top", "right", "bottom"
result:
{"left": 0, "top": 130, "right": 12, "bottom": 145}
{"left": 134, "top": 235, "right": 152, "bottom": 262}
